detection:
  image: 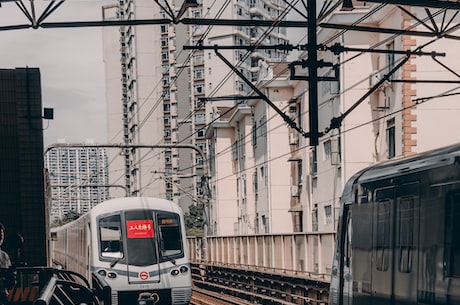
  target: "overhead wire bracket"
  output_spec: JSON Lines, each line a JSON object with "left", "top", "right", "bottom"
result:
{"left": 213, "top": 48, "right": 310, "bottom": 139}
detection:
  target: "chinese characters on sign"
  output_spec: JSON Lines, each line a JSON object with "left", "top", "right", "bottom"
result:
{"left": 126, "top": 220, "right": 154, "bottom": 238}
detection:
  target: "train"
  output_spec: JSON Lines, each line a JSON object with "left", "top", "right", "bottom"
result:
{"left": 50, "top": 197, "right": 192, "bottom": 305}
{"left": 329, "top": 143, "right": 460, "bottom": 305}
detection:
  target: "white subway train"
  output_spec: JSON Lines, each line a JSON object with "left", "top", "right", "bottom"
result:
{"left": 50, "top": 197, "right": 192, "bottom": 305}
{"left": 330, "top": 143, "right": 460, "bottom": 305}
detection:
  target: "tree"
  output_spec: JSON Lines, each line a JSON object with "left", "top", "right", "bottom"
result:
{"left": 184, "top": 203, "right": 204, "bottom": 237}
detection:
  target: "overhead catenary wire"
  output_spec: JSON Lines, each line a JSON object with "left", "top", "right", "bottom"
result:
{"left": 187, "top": 7, "right": 460, "bottom": 180}
{"left": 132, "top": 1, "right": 302, "bottom": 186}
{"left": 150, "top": 2, "right": 460, "bottom": 185}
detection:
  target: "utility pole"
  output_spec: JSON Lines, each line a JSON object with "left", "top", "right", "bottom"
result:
{"left": 307, "top": 0, "right": 319, "bottom": 147}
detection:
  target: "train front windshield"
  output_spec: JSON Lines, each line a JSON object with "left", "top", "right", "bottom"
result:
{"left": 98, "top": 210, "right": 184, "bottom": 266}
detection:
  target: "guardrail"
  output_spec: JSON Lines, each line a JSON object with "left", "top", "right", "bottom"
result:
{"left": 33, "top": 277, "right": 97, "bottom": 305}
{"left": 187, "top": 232, "right": 335, "bottom": 282}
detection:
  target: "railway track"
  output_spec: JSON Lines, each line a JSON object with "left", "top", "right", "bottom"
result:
{"left": 191, "top": 287, "right": 253, "bottom": 305}
{"left": 191, "top": 263, "right": 329, "bottom": 305}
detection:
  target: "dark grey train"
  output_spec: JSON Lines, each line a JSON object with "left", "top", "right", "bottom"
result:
{"left": 329, "top": 143, "right": 460, "bottom": 305}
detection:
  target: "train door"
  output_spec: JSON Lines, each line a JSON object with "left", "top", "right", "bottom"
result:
{"left": 342, "top": 207, "right": 353, "bottom": 305}
{"left": 371, "top": 186, "right": 395, "bottom": 305}
{"left": 443, "top": 191, "right": 460, "bottom": 304}
{"left": 124, "top": 210, "right": 161, "bottom": 284}
{"left": 393, "top": 182, "right": 419, "bottom": 304}
{"left": 371, "top": 182, "right": 420, "bottom": 305}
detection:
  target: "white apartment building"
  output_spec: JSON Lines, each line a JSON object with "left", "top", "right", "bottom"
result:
{"left": 207, "top": 2, "right": 460, "bottom": 238}
{"left": 44, "top": 141, "right": 109, "bottom": 223}
{"left": 305, "top": 3, "right": 460, "bottom": 235}
{"left": 206, "top": 62, "right": 302, "bottom": 235}
{"left": 102, "top": 0, "right": 290, "bottom": 216}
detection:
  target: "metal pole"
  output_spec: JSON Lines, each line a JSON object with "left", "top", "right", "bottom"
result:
{"left": 308, "top": 0, "right": 319, "bottom": 146}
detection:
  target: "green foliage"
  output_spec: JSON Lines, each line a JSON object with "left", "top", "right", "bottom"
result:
{"left": 184, "top": 203, "right": 204, "bottom": 237}
{"left": 50, "top": 210, "right": 82, "bottom": 228}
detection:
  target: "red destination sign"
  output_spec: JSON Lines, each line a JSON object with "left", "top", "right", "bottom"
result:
{"left": 126, "top": 220, "right": 154, "bottom": 238}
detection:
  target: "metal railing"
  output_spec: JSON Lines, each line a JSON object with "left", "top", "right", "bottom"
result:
{"left": 187, "top": 232, "right": 335, "bottom": 282}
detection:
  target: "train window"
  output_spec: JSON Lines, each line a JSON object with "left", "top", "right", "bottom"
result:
{"left": 398, "top": 197, "right": 414, "bottom": 273}
{"left": 445, "top": 192, "right": 460, "bottom": 277}
{"left": 375, "top": 200, "right": 391, "bottom": 271}
{"left": 157, "top": 212, "right": 183, "bottom": 259}
{"left": 125, "top": 210, "right": 158, "bottom": 266}
{"left": 99, "top": 214, "right": 124, "bottom": 259}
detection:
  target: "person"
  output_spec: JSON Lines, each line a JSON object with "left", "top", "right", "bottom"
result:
{"left": 0, "top": 223, "right": 14, "bottom": 305}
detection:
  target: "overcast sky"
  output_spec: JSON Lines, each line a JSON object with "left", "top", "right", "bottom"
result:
{"left": 0, "top": 1, "right": 112, "bottom": 147}
{"left": 0, "top": 1, "right": 307, "bottom": 148}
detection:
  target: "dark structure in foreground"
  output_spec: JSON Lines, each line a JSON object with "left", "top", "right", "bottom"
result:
{"left": 0, "top": 67, "right": 47, "bottom": 266}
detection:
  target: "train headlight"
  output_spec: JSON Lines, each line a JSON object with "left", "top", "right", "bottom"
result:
{"left": 97, "top": 269, "right": 107, "bottom": 277}
{"left": 170, "top": 269, "right": 180, "bottom": 276}
{"left": 180, "top": 266, "right": 189, "bottom": 273}
{"left": 107, "top": 272, "right": 118, "bottom": 279}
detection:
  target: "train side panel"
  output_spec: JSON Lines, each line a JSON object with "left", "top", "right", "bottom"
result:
{"left": 330, "top": 144, "right": 460, "bottom": 305}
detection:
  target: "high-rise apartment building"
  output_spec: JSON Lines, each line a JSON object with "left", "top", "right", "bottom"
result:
{"left": 44, "top": 142, "right": 109, "bottom": 222}
{"left": 102, "top": 0, "right": 290, "bottom": 214}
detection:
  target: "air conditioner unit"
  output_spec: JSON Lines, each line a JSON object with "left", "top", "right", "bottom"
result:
{"left": 289, "top": 133, "right": 299, "bottom": 145}
{"left": 369, "top": 70, "right": 381, "bottom": 87}
{"left": 291, "top": 186, "right": 300, "bottom": 197}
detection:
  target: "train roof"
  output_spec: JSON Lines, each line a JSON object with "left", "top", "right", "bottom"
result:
{"left": 340, "top": 143, "right": 460, "bottom": 205}
{"left": 51, "top": 197, "right": 183, "bottom": 231}
{"left": 90, "top": 197, "right": 183, "bottom": 215}
{"left": 357, "top": 143, "right": 460, "bottom": 184}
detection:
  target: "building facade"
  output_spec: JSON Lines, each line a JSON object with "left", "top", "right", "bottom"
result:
{"left": 102, "top": 0, "right": 290, "bottom": 216}
{"left": 207, "top": 2, "right": 460, "bottom": 239}
{"left": 44, "top": 141, "right": 109, "bottom": 223}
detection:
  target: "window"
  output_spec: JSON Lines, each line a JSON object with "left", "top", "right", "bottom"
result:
{"left": 192, "top": 9, "right": 202, "bottom": 18}
{"left": 124, "top": 210, "right": 157, "bottom": 266}
{"left": 324, "top": 205, "right": 332, "bottom": 224}
{"left": 310, "top": 147, "right": 317, "bottom": 176}
{"left": 194, "top": 69, "right": 204, "bottom": 80}
{"left": 398, "top": 197, "right": 414, "bottom": 273}
{"left": 194, "top": 84, "right": 204, "bottom": 94}
{"left": 387, "top": 119, "right": 395, "bottom": 159}
{"left": 232, "top": 141, "right": 238, "bottom": 160}
{"left": 161, "top": 64, "right": 169, "bottom": 74}
{"left": 297, "top": 161, "right": 303, "bottom": 185}
{"left": 312, "top": 209, "right": 318, "bottom": 232}
{"left": 386, "top": 41, "right": 395, "bottom": 80}
{"left": 324, "top": 140, "right": 332, "bottom": 160}
{"left": 197, "top": 142, "right": 206, "bottom": 153}
{"left": 195, "top": 113, "right": 206, "bottom": 124}
{"left": 193, "top": 54, "right": 204, "bottom": 65}
{"left": 252, "top": 121, "right": 257, "bottom": 147}
{"left": 375, "top": 199, "right": 391, "bottom": 271}
{"left": 259, "top": 115, "right": 267, "bottom": 139}
{"left": 157, "top": 212, "right": 183, "bottom": 258}
{"left": 99, "top": 214, "right": 123, "bottom": 259}
{"left": 445, "top": 191, "right": 460, "bottom": 277}
{"left": 197, "top": 129, "right": 205, "bottom": 138}
{"left": 289, "top": 105, "right": 297, "bottom": 118}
